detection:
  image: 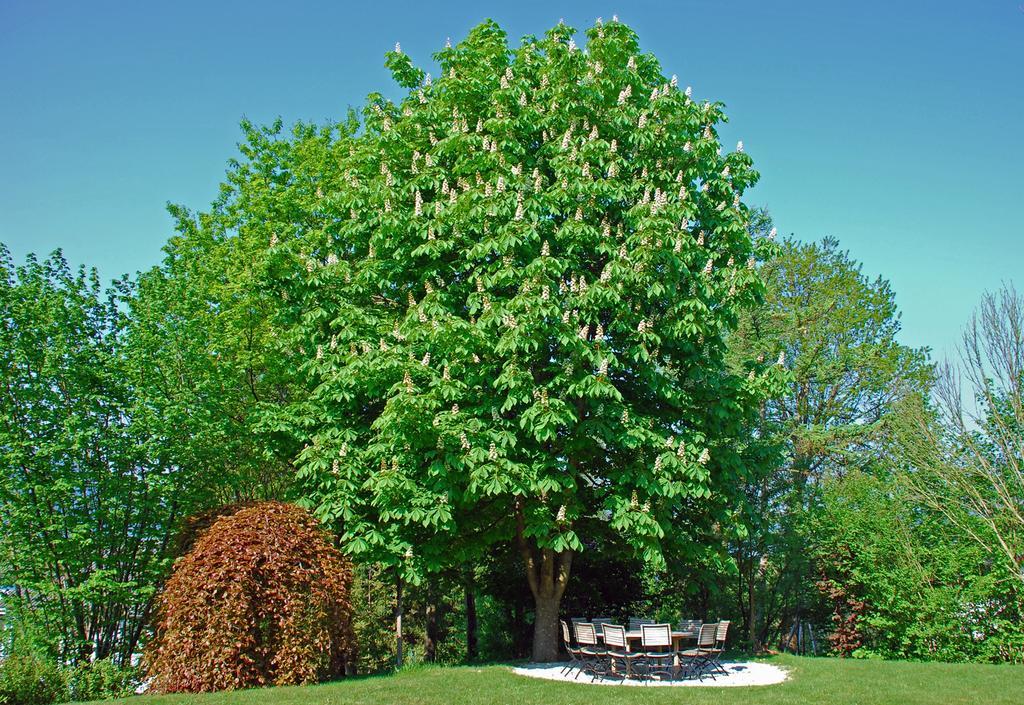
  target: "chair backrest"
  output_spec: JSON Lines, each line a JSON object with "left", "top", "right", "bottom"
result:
{"left": 602, "top": 623, "right": 628, "bottom": 649}
{"left": 641, "top": 623, "right": 673, "bottom": 649}
{"left": 592, "top": 616, "right": 613, "bottom": 636}
{"left": 715, "top": 620, "right": 730, "bottom": 647}
{"left": 574, "top": 621, "right": 598, "bottom": 647}
{"left": 697, "top": 622, "right": 717, "bottom": 648}
{"left": 560, "top": 619, "right": 573, "bottom": 646}
{"left": 679, "top": 619, "right": 702, "bottom": 634}
{"left": 629, "top": 617, "right": 654, "bottom": 631}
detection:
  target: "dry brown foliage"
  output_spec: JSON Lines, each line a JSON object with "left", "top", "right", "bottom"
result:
{"left": 147, "top": 501, "right": 355, "bottom": 692}
{"left": 815, "top": 545, "right": 866, "bottom": 657}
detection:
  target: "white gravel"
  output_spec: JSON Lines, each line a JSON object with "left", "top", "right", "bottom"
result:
{"left": 511, "top": 661, "right": 788, "bottom": 687}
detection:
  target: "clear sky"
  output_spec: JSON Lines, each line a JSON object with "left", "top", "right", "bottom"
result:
{"left": 1, "top": 1, "right": 1021, "bottom": 361}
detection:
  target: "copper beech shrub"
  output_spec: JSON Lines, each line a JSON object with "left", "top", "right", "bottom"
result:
{"left": 147, "top": 501, "right": 355, "bottom": 692}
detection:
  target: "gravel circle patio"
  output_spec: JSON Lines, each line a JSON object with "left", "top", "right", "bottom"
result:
{"left": 511, "top": 661, "right": 789, "bottom": 687}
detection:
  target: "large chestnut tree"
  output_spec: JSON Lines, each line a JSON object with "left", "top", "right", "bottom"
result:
{"left": 261, "top": 18, "right": 782, "bottom": 661}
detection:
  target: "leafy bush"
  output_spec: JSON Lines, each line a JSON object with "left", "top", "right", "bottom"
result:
{"left": 146, "top": 501, "right": 355, "bottom": 692}
{"left": 350, "top": 563, "right": 401, "bottom": 673}
{"left": 811, "top": 470, "right": 1024, "bottom": 662}
{"left": 0, "top": 651, "right": 65, "bottom": 705}
{"left": 64, "top": 659, "right": 139, "bottom": 702}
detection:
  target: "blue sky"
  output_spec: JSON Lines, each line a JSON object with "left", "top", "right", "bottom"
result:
{"left": 1, "top": 1, "right": 1021, "bottom": 361}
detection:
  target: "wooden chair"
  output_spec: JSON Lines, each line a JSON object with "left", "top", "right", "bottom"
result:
{"left": 628, "top": 617, "right": 654, "bottom": 631}
{"left": 601, "top": 623, "right": 643, "bottom": 681}
{"left": 573, "top": 621, "right": 609, "bottom": 681}
{"left": 559, "top": 619, "right": 584, "bottom": 678}
{"left": 706, "top": 620, "right": 730, "bottom": 675}
{"left": 678, "top": 622, "right": 717, "bottom": 680}
{"left": 591, "top": 616, "right": 614, "bottom": 637}
{"left": 640, "top": 623, "right": 676, "bottom": 681}
{"left": 678, "top": 619, "right": 702, "bottom": 635}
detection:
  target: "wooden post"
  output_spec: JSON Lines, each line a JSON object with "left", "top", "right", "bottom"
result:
{"left": 395, "top": 575, "right": 404, "bottom": 669}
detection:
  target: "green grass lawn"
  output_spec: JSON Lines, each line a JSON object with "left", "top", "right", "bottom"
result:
{"left": 87, "top": 655, "right": 1023, "bottom": 705}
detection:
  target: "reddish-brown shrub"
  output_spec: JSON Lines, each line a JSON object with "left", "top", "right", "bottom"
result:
{"left": 146, "top": 501, "right": 355, "bottom": 692}
{"left": 172, "top": 501, "right": 262, "bottom": 557}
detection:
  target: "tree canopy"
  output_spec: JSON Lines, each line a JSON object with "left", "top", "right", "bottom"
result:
{"left": 221, "top": 18, "right": 787, "bottom": 659}
{"left": 724, "top": 233, "right": 934, "bottom": 650}
{"left": 0, "top": 247, "right": 188, "bottom": 664}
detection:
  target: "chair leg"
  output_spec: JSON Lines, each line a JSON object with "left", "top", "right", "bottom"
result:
{"left": 580, "top": 654, "right": 592, "bottom": 680}
{"left": 688, "top": 655, "right": 707, "bottom": 681}
{"left": 562, "top": 652, "right": 580, "bottom": 677}
{"left": 703, "top": 654, "right": 717, "bottom": 680}
{"left": 575, "top": 653, "right": 590, "bottom": 680}
{"left": 644, "top": 655, "right": 673, "bottom": 681}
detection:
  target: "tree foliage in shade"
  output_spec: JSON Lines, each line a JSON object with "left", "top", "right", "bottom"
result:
{"left": 146, "top": 502, "right": 355, "bottom": 692}
{"left": 235, "top": 18, "right": 784, "bottom": 660}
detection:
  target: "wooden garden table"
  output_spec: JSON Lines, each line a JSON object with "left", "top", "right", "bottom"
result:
{"left": 599, "top": 630, "right": 697, "bottom": 650}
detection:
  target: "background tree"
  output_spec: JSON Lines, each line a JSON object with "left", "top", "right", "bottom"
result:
{"left": 725, "top": 233, "right": 933, "bottom": 650}
{"left": 0, "top": 247, "right": 204, "bottom": 665}
{"left": 257, "top": 18, "right": 782, "bottom": 661}
{"left": 125, "top": 121, "right": 318, "bottom": 502}
{"left": 897, "top": 284, "right": 1024, "bottom": 585}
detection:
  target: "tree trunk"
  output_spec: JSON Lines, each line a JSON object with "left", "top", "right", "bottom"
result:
{"left": 532, "top": 592, "right": 562, "bottom": 662}
{"left": 749, "top": 561, "right": 757, "bottom": 651}
{"left": 516, "top": 504, "right": 573, "bottom": 662}
{"left": 464, "top": 573, "right": 478, "bottom": 662}
{"left": 749, "top": 553, "right": 767, "bottom": 653}
{"left": 424, "top": 600, "right": 439, "bottom": 662}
